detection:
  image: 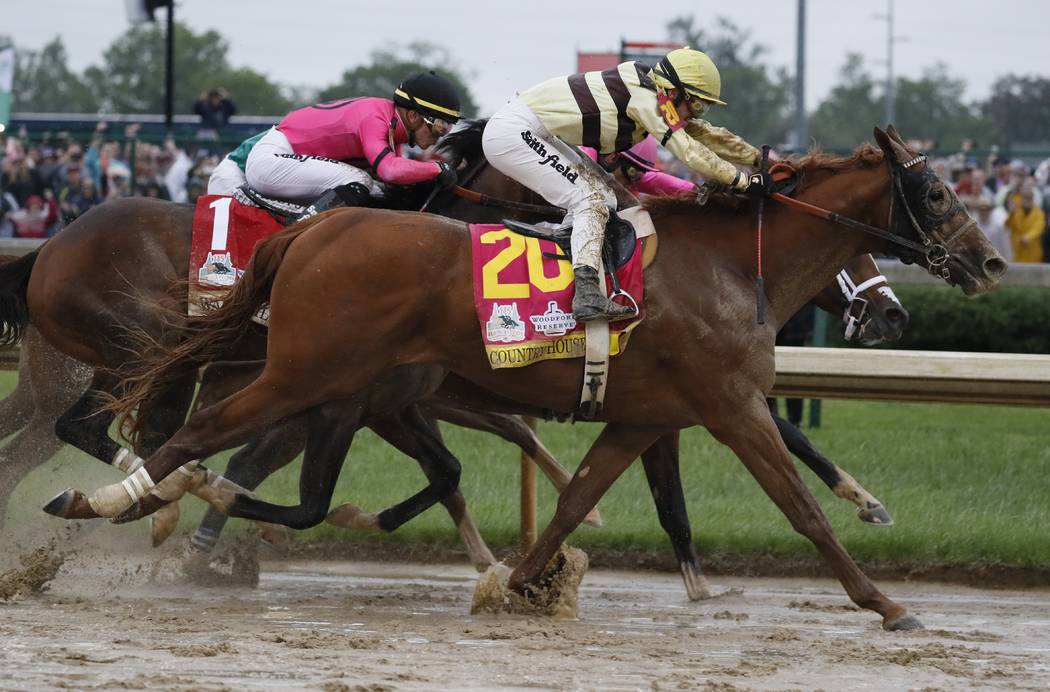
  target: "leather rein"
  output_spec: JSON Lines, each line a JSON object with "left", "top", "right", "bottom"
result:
{"left": 768, "top": 154, "right": 968, "bottom": 280}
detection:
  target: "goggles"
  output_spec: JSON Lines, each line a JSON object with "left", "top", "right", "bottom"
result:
{"left": 685, "top": 94, "right": 711, "bottom": 117}
{"left": 421, "top": 114, "right": 452, "bottom": 136}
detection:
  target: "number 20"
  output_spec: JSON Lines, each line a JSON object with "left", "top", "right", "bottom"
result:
{"left": 480, "top": 229, "right": 574, "bottom": 299}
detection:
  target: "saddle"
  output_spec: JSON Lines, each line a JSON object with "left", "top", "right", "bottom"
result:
{"left": 234, "top": 185, "right": 306, "bottom": 225}
{"left": 501, "top": 208, "right": 638, "bottom": 271}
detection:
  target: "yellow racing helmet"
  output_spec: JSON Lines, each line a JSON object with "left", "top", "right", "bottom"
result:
{"left": 650, "top": 47, "right": 727, "bottom": 106}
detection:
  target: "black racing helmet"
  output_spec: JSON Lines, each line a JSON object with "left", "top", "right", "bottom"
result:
{"left": 393, "top": 71, "right": 462, "bottom": 124}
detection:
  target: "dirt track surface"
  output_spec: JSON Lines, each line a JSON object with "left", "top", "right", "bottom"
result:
{"left": 1, "top": 554, "right": 1049, "bottom": 690}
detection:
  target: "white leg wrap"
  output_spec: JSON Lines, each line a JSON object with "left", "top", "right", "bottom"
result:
{"left": 112, "top": 448, "right": 146, "bottom": 474}
{"left": 151, "top": 460, "right": 201, "bottom": 502}
{"left": 88, "top": 467, "right": 155, "bottom": 517}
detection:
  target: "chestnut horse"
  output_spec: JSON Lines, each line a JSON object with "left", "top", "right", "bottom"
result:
{"left": 81, "top": 127, "right": 1002, "bottom": 629}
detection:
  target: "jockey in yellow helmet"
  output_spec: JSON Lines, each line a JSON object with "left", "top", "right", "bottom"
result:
{"left": 483, "top": 47, "right": 766, "bottom": 321}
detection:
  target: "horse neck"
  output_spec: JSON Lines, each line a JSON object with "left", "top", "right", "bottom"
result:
{"left": 757, "top": 166, "right": 893, "bottom": 328}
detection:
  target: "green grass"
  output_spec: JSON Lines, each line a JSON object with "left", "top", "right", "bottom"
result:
{"left": 4, "top": 369, "right": 1049, "bottom": 568}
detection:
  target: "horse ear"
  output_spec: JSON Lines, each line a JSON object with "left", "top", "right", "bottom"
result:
{"left": 873, "top": 127, "right": 897, "bottom": 161}
{"left": 886, "top": 124, "right": 904, "bottom": 144}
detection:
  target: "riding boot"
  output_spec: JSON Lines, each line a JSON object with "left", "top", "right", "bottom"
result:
{"left": 293, "top": 182, "right": 371, "bottom": 223}
{"left": 571, "top": 266, "right": 636, "bottom": 322}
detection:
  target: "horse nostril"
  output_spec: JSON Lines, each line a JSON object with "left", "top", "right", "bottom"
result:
{"left": 886, "top": 307, "right": 910, "bottom": 328}
{"left": 983, "top": 256, "right": 1008, "bottom": 280}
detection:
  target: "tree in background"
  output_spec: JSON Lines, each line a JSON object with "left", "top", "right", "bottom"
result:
{"left": 318, "top": 42, "right": 478, "bottom": 118}
{"left": 982, "top": 75, "right": 1050, "bottom": 151}
{"left": 1, "top": 36, "right": 97, "bottom": 113}
{"left": 807, "top": 54, "right": 882, "bottom": 151}
{"left": 809, "top": 56, "right": 992, "bottom": 153}
{"left": 666, "top": 16, "right": 792, "bottom": 148}
{"left": 81, "top": 23, "right": 290, "bottom": 115}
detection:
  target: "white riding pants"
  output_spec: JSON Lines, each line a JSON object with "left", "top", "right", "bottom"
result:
{"left": 482, "top": 99, "right": 615, "bottom": 271}
{"left": 206, "top": 156, "right": 247, "bottom": 195}
{"left": 245, "top": 127, "right": 376, "bottom": 202}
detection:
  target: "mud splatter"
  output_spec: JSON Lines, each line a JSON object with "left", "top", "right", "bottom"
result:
{"left": 0, "top": 541, "right": 65, "bottom": 601}
{"left": 472, "top": 545, "right": 588, "bottom": 618}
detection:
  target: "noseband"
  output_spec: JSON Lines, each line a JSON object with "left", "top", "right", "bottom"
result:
{"left": 835, "top": 270, "right": 889, "bottom": 341}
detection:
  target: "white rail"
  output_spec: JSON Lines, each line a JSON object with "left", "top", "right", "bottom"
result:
{"left": 771, "top": 346, "right": 1050, "bottom": 407}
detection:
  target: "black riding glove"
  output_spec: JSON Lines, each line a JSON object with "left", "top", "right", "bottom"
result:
{"left": 744, "top": 171, "right": 773, "bottom": 198}
{"left": 435, "top": 162, "right": 458, "bottom": 189}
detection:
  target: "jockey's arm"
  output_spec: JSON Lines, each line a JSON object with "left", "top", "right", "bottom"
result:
{"left": 631, "top": 171, "right": 697, "bottom": 197}
{"left": 630, "top": 99, "right": 756, "bottom": 190}
{"left": 682, "top": 119, "right": 761, "bottom": 167}
{"left": 358, "top": 113, "right": 443, "bottom": 186}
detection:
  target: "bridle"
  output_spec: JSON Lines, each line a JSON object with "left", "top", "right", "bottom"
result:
{"left": 770, "top": 152, "right": 976, "bottom": 282}
{"left": 835, "top": 269, "right": 891, "bottom": 341}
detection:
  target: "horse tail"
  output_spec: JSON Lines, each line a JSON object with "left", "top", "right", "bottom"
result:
{"left": 0, "top": 251, "right": 38, "bottom": 346}
{"left": 111, "top": 219, "right": 323, "bottom": 442}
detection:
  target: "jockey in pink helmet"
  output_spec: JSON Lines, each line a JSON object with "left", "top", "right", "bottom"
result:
{"left": 580, "top": 135, "right": 697, "bottom": 197}
{"left": 245, "top": 71, "right": 462, "bottom": 220}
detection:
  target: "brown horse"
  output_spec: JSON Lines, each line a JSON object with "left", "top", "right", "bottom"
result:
{"left": 80, "top": 126, "right": 1003, "bottom": 629}
{"left": 0, "top": 121, "right": 894, "bottom": 564}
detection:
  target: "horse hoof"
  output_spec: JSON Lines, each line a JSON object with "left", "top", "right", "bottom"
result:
{"left": 582, "top": 507, "right": 603, "bottom": 529}
{"left": 680, "top": 562, "right": 713, "bottom": 601}
{"left": 325, "top": 503, "right": 379, "bottom": 530}
{"left": 43, "top": 489, "right": 99, "bottom": 519}
{"left": 858, "top": 503, "right": 895, "bottom": 526}
{"left": 150, "top": 502, "right": 182, "bottom": 547}
{"left": 257, "top": 522, "right": 291, "bottom": 554}
{"left": 884, "top": 613, "right": 924, "bottom": 631}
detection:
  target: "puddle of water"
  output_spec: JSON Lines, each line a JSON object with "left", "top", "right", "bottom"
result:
{"left": 454, "top": 639, "right": 509, "bottom": 647}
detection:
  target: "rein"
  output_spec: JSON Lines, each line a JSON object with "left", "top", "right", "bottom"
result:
{"left": 450, "top": 184, "right": 564, "bottom": 217}
{"left": 767, "top": 154, "right": 959, "bottom": 280}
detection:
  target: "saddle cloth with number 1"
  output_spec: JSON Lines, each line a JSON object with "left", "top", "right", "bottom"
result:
{"left": 189, "top": 195, "right": 283, "bottom": 316}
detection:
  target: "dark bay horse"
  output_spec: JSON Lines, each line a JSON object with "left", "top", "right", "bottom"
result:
{"left": 83, "top": 127, "right": 1003, "bottom": 629}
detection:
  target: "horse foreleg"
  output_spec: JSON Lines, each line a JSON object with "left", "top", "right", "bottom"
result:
{"left": 508, "top": 423, "right": 663, "bottom": 593}
{"left": 189, "top": 418, "right": 307, "bottom": 553}
{"left": 640, "top": 432, "right": 712, "bottom": 601}
{"left": 421, "top": 402, "right": 602, "bottom": 528}
{"left": 773, "top": 415, "right": 893, "bottom": 526}
{"left": 227, "top": 400, "right": 361, "bottom": 530}
{"left": 339, "top": 409, "right": 493, "bottom": 570}
{"left": 50, "top": 372, "right": 313, "bottom": 520}
{"left": 709, "top": 398, "right": 920, "bottom": 631}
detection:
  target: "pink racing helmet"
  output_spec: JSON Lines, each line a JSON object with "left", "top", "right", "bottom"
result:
{"left": 619, "top": 136, "right": 661, "bottom": 172}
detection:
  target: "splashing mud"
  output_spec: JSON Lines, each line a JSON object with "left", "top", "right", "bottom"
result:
{"left": 150, "top": 536, "right": 260, "bottom": 587}
{"left": 0, "top": 541, "right": 66, "bottom": 601}
{"left": 472, "top": 545, "right": 588, "bottom": 618}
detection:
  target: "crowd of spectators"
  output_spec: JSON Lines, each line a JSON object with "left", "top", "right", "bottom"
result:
{"left": 939, "top": 147, "right": 1049, "bottom": 263}
{"left": 0, "top": 120, "right": 227, "bottom": 238}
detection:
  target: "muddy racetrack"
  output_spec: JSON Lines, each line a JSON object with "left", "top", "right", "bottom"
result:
{"left": 1, "top": 536, "right": 1048, "bottom": 691}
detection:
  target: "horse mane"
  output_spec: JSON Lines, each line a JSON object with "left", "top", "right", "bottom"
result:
{"left": 437, "top": 118, "right": 488, "bottom": 168}
{"left": 643, "top": 142, "right": 887, "bottom": 217}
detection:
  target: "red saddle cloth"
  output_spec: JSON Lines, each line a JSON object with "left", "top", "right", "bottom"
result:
{"left": 189, "top": 195, "right": 283, "bottom": 314}
{"left": 469, "top": 224, "right": 645, "bottom": 369}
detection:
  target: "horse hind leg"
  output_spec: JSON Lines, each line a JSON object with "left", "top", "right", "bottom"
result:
{"left": 707, "top": 398, "right": 920, "bottom": 631}
{"left": 773, "top": 415, "right": 893, "bottom": 526}
{"left": 640, "top": 432, "right": 713, "bottom": 601}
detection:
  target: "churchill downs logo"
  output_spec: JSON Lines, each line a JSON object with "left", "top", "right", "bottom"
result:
{"left": 485, "top": 303, "right": 526, "bottom": 343}
{"left": 521, "top": 130, "right": 578, "bottom": 183}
